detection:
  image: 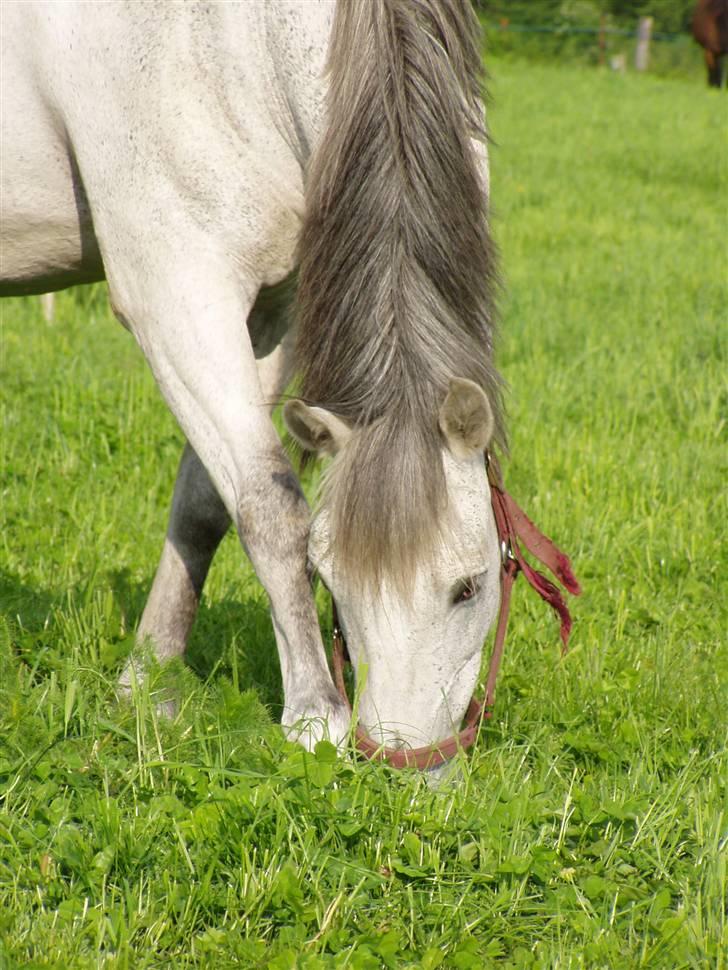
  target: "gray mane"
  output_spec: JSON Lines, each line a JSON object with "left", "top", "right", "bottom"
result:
{"left": 295, "top": 0, "right": 504, "bottom": 589}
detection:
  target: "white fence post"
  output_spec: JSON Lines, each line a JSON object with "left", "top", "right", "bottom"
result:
{"left": 635, "top": 16, "right": 653, "bottom": 72}
{"left": 41, "top": 292, "right": 55, "bottom": 323}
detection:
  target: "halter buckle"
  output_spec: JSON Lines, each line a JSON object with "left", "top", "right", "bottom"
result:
{"left": 500, "top": 539, "right": 516, "bottom": 565}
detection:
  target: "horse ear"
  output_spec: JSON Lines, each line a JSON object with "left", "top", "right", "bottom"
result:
{"left": 283, "top": 400, "right": 352, "bottom": 456}
{"left": 438, "top": 378, "right": 494, "bottom": 459}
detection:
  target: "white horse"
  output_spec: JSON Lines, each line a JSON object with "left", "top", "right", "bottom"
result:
{"left": 1, "top": 0, "right": 516, "bottom": 757}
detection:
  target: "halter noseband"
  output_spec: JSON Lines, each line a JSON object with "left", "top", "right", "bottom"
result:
{"left": 329, "top": 453, "right": 581, "bottom": 771}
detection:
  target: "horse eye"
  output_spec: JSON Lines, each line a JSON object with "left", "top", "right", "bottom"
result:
{"left": 453, "top": 577, "right": 480, "bottom": 605}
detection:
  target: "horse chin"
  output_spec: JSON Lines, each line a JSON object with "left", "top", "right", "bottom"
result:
{"left": 424, "top": 758, "right": 465, "bottom": 789}
{"left": 355, "top": 704, "right": 470, "bottom": 788}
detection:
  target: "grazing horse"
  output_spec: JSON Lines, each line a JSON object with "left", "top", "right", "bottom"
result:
{"left": 692, "top": 0, "right": 728, "bottom": 87}
{"left": 1, "top": 0, "right": 576, "bottom": 763}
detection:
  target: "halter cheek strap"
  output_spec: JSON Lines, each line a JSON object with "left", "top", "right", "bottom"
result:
{"left": 330, "top": 453, "right": 582, "bottom": 771}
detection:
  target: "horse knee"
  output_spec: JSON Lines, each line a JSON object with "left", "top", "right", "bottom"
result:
{"left": 236, "top": 458, "right": 310, "bottom": 573}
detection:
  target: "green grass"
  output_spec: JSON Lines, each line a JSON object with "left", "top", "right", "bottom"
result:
{"left": 1, "top": 58, "right": 726, "bottom": 969}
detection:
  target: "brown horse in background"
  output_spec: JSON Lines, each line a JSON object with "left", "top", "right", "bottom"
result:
{"left": 692, "top": 0, "right": 728, "bottom": 86}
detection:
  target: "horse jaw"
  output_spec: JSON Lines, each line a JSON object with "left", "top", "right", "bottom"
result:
{"left": 308, "top": 447, "right": 501, "bottom": 755}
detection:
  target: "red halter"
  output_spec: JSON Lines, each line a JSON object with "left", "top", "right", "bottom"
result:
{"left": 330, "top": 453, "right": 582, "bottom": 770}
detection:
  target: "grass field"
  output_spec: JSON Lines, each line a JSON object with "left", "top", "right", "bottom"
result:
{"left": 1, "top": 57, "right": 726, "bottom": 969}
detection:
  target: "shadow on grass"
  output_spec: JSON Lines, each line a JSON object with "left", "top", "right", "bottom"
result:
{"left": 107, "top": 568, "right": 286, "bottom": 715}
{"left": 0, "top": 567, "right": 58, "bottom": 631}
{"left": 0, "top": 565, "right": 285, "bottom": 715}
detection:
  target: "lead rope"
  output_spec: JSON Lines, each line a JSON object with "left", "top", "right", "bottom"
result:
{"left": 331, "top": 452, "right": 581, "bottom": 769}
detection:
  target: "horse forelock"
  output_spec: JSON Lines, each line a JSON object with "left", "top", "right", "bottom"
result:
{"left": 295, "top": 0, "right": 505, "bottom": 592}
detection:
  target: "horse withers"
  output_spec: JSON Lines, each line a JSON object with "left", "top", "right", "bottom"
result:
{"left": 692, "top": 0, "right": 728, "bottom": 87}
{"left": 1, "top": 0, "right": 576, "bottom": 767}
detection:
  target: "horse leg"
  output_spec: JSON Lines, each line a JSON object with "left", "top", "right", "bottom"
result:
{"left": 122, "top": 442, "right": 230, "bottom": 684}
{"left": 114, "top": 265, "right": 344, "bottom": 742}
{"left": 124, "top": 326, "right": 296, "bottom": 678}
{"left": 706, "top": 49, "right": 721, "bottom": 87}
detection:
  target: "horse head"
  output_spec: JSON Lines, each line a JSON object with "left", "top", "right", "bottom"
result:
{"left": 285, "top": 378, "right": 501, "bottom": 757}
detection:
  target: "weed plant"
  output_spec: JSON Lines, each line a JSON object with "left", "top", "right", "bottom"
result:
{"left": 1, "top": 58, "right": 726, "bottom": 968}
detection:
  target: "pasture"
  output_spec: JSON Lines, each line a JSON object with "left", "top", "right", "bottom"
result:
{"left": 1, "top": 56, "right": 726, "bottom": 969}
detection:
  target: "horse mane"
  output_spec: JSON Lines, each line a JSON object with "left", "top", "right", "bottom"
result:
{"left": 295, "top": 0, "right": 504, "bottom": 590}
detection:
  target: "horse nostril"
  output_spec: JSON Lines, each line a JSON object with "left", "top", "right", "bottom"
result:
{"left": 364, "top": 725, "right": 409, "bottom": 750}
